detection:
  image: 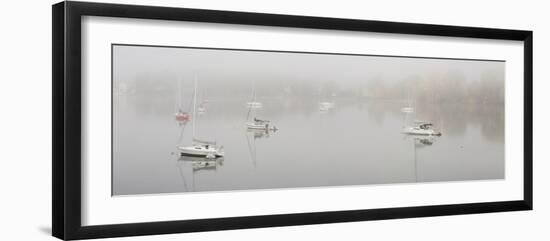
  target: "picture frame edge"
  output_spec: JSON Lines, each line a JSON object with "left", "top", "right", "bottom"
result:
{"left": 52, "top": 1, "right": 534, "bottom": 240}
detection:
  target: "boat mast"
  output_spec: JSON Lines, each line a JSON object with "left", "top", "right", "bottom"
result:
{"left": 246, "top": 104, "right": 252, "bottom": 121}
{"left": 253, "top": 87, "right": 257, "bottom": 102}
{"left": 407, "top": 90, "right": 411, "bottom": 108}
{"left": 246, "top": 81, "right": 256, "bottom": 121}
{"left": 175, "top": 79, "right": 181, "bottom": 113}
{"left": 192, "top": 75, "right": 197, "bottom": 139}
{"left": 179, "top": 78, "right": 182, "bottom": 109}
{"left": 251, "top": 80, "right": 257, "bottom": 102}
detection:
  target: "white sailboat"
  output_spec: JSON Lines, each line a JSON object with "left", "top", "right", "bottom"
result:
{"left": 401, "top": 90, "right": 414, "bottom": 113}
{"left": 246, "top": 81, "right": 263, "bottom": 109}
{"left": 174, "top": 79, "right": 191, "bottom": 122}
{"left": 400, "top": 88, "right": 441, "bottom": 136}
{"left": 319, "top": 101, "right": 335, "bottom": 112}
{"left": 197, "top": 103, "right": 206, "bottom": 115}
{"left": 400, "top": 106, "right": 414, "bottom": 113}
{"left": 197, "top": 88, "right": 207, "bottom": 115}
{"left": 178, "top": 76, "right": 224, "bottom": 158}
{"left": 402, "top": 121, "right": 442, "bottom": 136}
{"left": 246, "top": 117, "right": 278, "bottom": 131}
{"left": 244, "top": 81, "right": 276, "bottom": 131}
{"left": 318, "top": 86, "right": 335, "bottom": 113}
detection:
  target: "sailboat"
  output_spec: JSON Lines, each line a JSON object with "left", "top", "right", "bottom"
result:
{"left": 400, "top": 106, "right": 414, "bottom": 113}
{"left": 175, "top": 109, "right": 191, "bottom": 122}
{"left": 174, "top": 79, "right": 191, "bottom": 122}
{"left": 400, "top": 88, "right": 441, "bottom": 136}
{"left": 197, "top": 88, "right": 207, "bottom": 115}
{"left": 244, "top": 81, "right": 276, "bottom": 130}
{"left": 246, "top": 81, "right": 263, "bottom": 109}
{"left": 319, "top": 102, "right": 335, "bottom": 112}
{"left": 400, "top": 90, "right": 414, "bottom": 113}
{"left": 178, "top": 76, "right": 224, "bottom": 158}
{"left": 246, "top": 117, "right": 278, "bottom": 130}
{"left": 318, "top": 87, "right": 335, "bottom": 113}
{"left": 245, "top": 104, "right": 277, "bottom": 130}
{"left": 402, "top": 121, "right": 442, "bottom": 136}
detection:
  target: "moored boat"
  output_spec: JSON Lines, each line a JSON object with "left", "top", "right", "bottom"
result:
{"left": 175, "top": 109, "right": 190, "bottom": 121}
{"left": 402, "top": 121, "right": 442, "bottom": 136}
{"left": 246, "top": 118, "right": 277, "bottom": 131}
{"left": 319, "top": 101, "right": 335, "bottom": 112}
{"left": 178, "top": 76, "right": 224, "bottom": 158}
{"left": 178, "top": 139, "right": 224, "bottom": 158}
{"left": 400, "top": 107, "right": 414, "bottom": 113}
{"left": 246, "top": 101, "right": 263, "bottom": 108}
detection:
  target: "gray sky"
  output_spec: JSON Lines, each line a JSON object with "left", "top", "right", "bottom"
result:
{"left": 113, "top": 44, "right": 504, "bottom": 98}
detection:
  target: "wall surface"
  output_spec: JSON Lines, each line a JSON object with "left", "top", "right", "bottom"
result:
{"left": 0, "top": 0, "right": 547, "bottom": 240}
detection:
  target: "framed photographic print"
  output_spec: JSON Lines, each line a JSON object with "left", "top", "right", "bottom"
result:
{"left": 52, "top": 1, "right": 533, "bottom": 240}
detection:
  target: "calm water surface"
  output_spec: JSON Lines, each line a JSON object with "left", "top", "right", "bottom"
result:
{"left": 113, "top": 93, "right": 504, "bottom": 195}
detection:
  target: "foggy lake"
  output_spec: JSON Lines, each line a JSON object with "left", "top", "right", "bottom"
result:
{"left": 112, "top": 45, "right": 505, "bottom": 195}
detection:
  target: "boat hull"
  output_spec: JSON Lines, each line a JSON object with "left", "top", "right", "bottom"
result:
{"left": 402, "top": 128, "right": 442, "bottom": 136}
{"left": 246, "top": 123, "right": 267, "bottom": 129}
{"left": 246, "top": 122, "right": 277, "bottom": 131}
{"left": 246, "top": 102, "right": 263, "bottom": 108}
{"left": 175, "top": 112, "right": 190, "bottom": 121}
{"left": 178, "top": 146, "right": 224, "bottom": 157}
{"left": 175, "top": 116, "right": 190, "bottom": 121}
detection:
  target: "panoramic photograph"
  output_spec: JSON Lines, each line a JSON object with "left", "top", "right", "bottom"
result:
{"left": 111, "top": 44, "right": 505, "bottom": 196}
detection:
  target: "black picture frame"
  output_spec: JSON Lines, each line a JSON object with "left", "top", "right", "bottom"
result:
{"left": 52, "top": 1, "right": 533, "bottom": 240}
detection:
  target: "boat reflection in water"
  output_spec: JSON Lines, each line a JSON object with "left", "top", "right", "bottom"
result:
{"left": 414, "top": 136, "right": 435, "bottom": 146}
{"left": 176, "top": 155, "right": 224, "bottom": 192}
{"left": 178, "top": 155, "right": 224, "bottom": 172}
{"left": 246, "top": 127, "right": 277, "bottom": 167}
{"left": 403, "top": 134, "right": 438, "bottom": 182}
{"left": 248, "top": 127, "right": 276, "bottom": 139}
